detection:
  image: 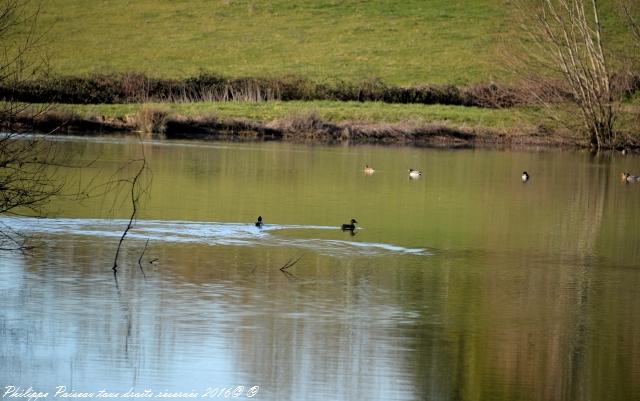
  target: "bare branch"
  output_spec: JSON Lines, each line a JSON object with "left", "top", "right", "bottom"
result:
{"left": 1, "top": 1, "right": 155, "bottom": 260}
{"left": 508, "top": 0, "right": 617, "bottom": 149}
{"left": 279, "top": 255, "right": 303, "bottom": 272}
{"left": 112, "top": 150, "right": 149, "bottom": 272}
{"left": 137, "top": 238, "right": 149, "bottom": 279}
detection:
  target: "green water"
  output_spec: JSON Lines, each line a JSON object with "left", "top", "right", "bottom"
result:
{"left": 1, "top": 137, "right": 639, "bottom": 401}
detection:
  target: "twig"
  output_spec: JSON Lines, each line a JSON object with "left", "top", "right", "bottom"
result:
{"left": 279, "top": 255, "right": 303, "bottom": 271}
{"left": 112, "top": 154, "right": 148, "bottom": 272}
{"left": 137, "top": 238, "right": 149, "bottom": 278}
{"left": 113, "top": 269, "right": 119, "bottom": 290}
{"left": 280, "top": 269, "right": 298, "bottom": 281}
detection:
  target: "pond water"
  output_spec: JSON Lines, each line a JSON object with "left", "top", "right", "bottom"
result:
{"left": 1, "top": 136, "right": 639, "bottom": 401}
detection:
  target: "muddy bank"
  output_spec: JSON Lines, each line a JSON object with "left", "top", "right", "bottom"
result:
{"left": 3, "top": 110, "right": 589, "bottom": 149}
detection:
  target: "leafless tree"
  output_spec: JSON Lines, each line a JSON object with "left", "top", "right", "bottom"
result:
{"left": 0, "top": 0, "right": 66, "bottom": 250}
{"left": 1, "top": 0, "right": 46, "bottom": 118}
{"left": 510, "top": 0, "right": 617, "bottom": 149}
{"left": 1, "top": 1, "right": 153, "bottom": 274}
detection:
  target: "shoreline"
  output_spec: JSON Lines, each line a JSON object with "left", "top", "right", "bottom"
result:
{"left": 5, "top": 110, "right": 590, "bottom": 149}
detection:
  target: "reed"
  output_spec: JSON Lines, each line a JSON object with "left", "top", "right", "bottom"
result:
{"left": 1, "top": 72, "right": 601, "bottom": 107}
{"left": 133, "top": 106, "right": 168, "bottom": 134}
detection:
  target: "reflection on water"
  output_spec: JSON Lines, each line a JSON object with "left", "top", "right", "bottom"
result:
{"left": 1, "top": 137, "right": 640, "bottom": 401}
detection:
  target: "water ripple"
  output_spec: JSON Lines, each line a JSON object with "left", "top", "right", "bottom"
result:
{"left": 1, "top": 217, "right": 430, "bottom": 257}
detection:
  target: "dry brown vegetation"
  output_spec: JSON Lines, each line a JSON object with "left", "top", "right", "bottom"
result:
{"left": 133, "top": 106, "right": 168, "bottom": 134}
{"left": 1, "top": 107, "right": 584, "bottom": 149}
{"left": 509, "top": 0, "right": 630, "bottom": 149}
{"left": 0, "top": 72, "right": 598, "bottom": 108}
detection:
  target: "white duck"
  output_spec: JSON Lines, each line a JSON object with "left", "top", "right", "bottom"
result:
{"left": 408, "top": 169, "right": 422, "bottom": 179}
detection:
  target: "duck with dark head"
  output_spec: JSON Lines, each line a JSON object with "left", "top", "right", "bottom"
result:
{"left": 621, "top": 172, "right": 640, "bottom": 183}
{"left": 341, "top": 219, "right": 357, "bottom": 231}
{"left": 255, "top": 216, "right": 263, "bottom": 227}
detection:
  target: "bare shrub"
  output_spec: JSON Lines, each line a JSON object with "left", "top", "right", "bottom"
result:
{"left": 133, "top": 106, "right": 167, "bottom": 134}
{"left": 509, "top": 0, "right": 617, "bottom": 149}
{"left": 120, "top": 72, "right": 149, "bottom": 102}
{"left": 279, "top": 110, "right": 325, "bottom": 132}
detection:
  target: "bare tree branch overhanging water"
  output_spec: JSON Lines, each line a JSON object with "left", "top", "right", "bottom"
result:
{"left": 0, "top": 0, "right": 72, "bottom": 250}
{"left": 1, "top": 1, "right": 154, "bottom": 269}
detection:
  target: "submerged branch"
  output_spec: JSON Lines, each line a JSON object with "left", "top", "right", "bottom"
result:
{"left": 112, "top": 152, "right": 149, "bottom": 272}
{"left": 137, "top": 238, "right": 149, "bottom": 279}
{"left": 279, "top": 255, "right": 303, "bottom": 272}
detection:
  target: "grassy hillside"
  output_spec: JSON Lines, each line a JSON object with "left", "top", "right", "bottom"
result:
{"left": 34, "top": 0, "right": 513, "bottom": 85}
{"left": 12, "top": 0, "right": 637, "bottom": 147}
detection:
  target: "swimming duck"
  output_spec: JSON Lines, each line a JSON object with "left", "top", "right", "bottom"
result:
{"left": 408, "top": 169, "right": 422, "bottom": 179}
{"left": 621, "top": 172, "right": 639, "bottom": 183}
{"left": 522, "top": 171, "right": 530, "bottom": 182}
{"left": 341, "top": 219, "right": 357, "bottom": 231}
{"left": 364, "top": 165, "right": 375, "bottom": 175}
{"left": 255, "top": 216, "right": 263, "bottom": 227}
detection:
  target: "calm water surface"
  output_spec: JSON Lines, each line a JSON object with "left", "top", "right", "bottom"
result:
{"left": 1, "top": 136, "right": 640, "bottom": 401}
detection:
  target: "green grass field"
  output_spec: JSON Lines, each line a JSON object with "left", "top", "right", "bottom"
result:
{"left": 34, "top": 0, "right": 514, "bottom": 85}
{"left": 22, "top": 0, "right": 633, "bottom": 85}
{"left": 60, "top": 100, "right": 535, "bottom": 130}
{"left": 54, "top": 98, "right": 637, "bottom": 139}
{"left": 14, "top": 0, "right": 637, "bottom": 143}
